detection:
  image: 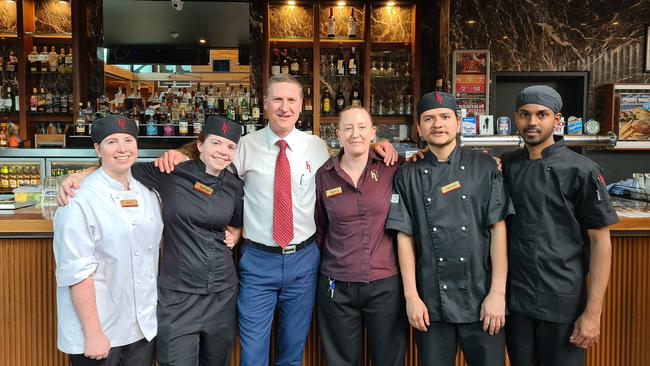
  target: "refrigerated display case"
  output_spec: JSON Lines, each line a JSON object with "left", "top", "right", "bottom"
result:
{"left": 0, "top": 158, "right": 45, "bottom": 194}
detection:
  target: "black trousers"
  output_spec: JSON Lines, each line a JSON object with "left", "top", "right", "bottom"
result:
{"left": 316, "top": 274, "right": 407, "bottom": 366}
{"left": 70, "top": 337, "right": 154, "bottom": 366}
{"left": 156, "top": 286, "right": 238, "bottom": 366}
{"left": 506, "top": 311, "right": 584, "bottom": 366}
{"left": 415, "top": 321, "right": 505, "bottom": 366}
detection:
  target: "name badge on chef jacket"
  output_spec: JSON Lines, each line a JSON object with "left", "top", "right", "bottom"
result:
{"left": 441, "top": 181, "right": 461, "bottom": 195}
{"left": 194, "top": 181, "right": 214, "bottom": 196}
{"left": 110, "top": 191, "right": 140, "bottom": 208}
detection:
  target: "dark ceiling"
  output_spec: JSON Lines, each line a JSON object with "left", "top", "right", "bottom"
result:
{"left": 103, "top": 0, "right": 250, "bottom": 48}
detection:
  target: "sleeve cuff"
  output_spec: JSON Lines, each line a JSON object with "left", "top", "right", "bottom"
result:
{"left": 55, "top": 257, "right": 98, "bottom": 287}
{"left": 386, "top": 219, "right": 414, "bottom": 237}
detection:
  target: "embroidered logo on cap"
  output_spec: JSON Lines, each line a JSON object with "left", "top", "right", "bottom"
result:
{"left": 117, "top": 118, "right": 126, "bottom": 129}
{"left": 221, "top": 121, "right": 229, "bottom": 135}
{"left": 435, "top": 92, "right": 443, "bottom": 104}
{"left": 598, "top": 175, "right": 606, "bottom": 187}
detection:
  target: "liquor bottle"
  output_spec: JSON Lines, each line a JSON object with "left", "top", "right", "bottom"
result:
{"left": 163, "top": 113, "right": 174, "bottom": 136}
{"left": 327, "top": 7, "right": 336, "bottom": 38}
{"left": 350, "top": 86, "right": 362, "bottom": 107}
{"left": 335, "top": 85, "right": 345, "bottom": 113}
{"left": 48, "top": 46, "right": 59, "bottom": 72}
{"left": 322, "top": 89, "right": 332, "bottom": 115}
{"left": 28, "top": 46, "right": 39, "bottom": 72}
{"left": 281, "top": 49, "right": 290, "bottom": 75}
{"left": 178, "top": 110, "right": 189, "bottom": 136}
{"left": 0, "top": 121, "right": 7, "bottom": 147}
{"left": 6, "top": 50, "right": 18, "bottom": 72}
{"left": 65, "top": 47, "right": 73, "bottom": 73}
{"left": 6, "top": 86, "right": 15, "bottom": 112}
{"left": 336, "top": 44, "right": 345, "bottom": 76}
{"left": 0, "top": 166, "right": 8, "bottom": 190}
{"left": 75, "top": 102, "right": 85, "bottom": 135}
{"left": 347, "top": 9, "right": 357, "bottom": 38}
{"left": 8, "top": 166, "right": 17, "bottom": 189}
{"left": 37, "top": 88, "right": 46, "bottom": 113}
{"left": 30, "top": 88, "right": 38, "bottom": 112}
{"left": 301, "top": 57, "right": 310, "bottom": 76}
{"left": 348, "top": 46, "right": 357, "bottom": 76}
{"left": 193, "top": 106, "right": 203, "bottom": 135}
{"left": 39, "top": 46, "right": 49, "bottom": 72}
{"left": 226, "top": 100, "right": 236, "bottom": 120}
{"left": 207, "top": 85, "right": 216, "bottom": 113}
{"left": 251, "top": 97, "right": 260, "bottom": 123}
{"left": 304, "top": 87, "right": 313, "bottom": 114}
{"left": 435, "top": 78, "right": 444, "bottom": 92}
{"left": 45, "top": 89, "right": 53, "bottom": 113}
{"left": 271, "top": 49, "right": 281, "bottom": 75}
{"left": 0, "top": 54, "right": 3, "bottom": 72}
{"left": 146, "top": 114, "right": 158, "bottom": 136}
{"left": 240, "top": 96, "right": 250, "bottom": 123}
{"left": 84, "top": 102, "right": 95, "bottom": 134}
{"left": 290, "top": 51, "right": 300, "bottom": 76}
{"left": 52, "top": 92, "right": 61, "bottom": 113}
{"left": 114, "top": 86, "right": 125, "bottom": 111}
{"left": 61, "top": 92, "right": 69, "bottom": 113}
{"left": 58, "top": 48, "right": 66, "bottom": 73}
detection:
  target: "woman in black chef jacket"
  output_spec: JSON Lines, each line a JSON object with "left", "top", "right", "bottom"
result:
{"left": 130, "top": 115, "right": 244, "bottom": 366}
{"left": 59, "top": 115, "right": 244, "bottom": 366}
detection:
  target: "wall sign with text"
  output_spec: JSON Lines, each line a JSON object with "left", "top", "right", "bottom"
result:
{"left": 452, "top": 50, "right": 490, "bottom": 116}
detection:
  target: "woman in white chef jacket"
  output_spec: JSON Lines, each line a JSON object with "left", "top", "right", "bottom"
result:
{"left": 53, "top": 115, "right": 163, "bottom": 366}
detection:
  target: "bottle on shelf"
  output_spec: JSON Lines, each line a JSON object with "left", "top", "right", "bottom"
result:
{"left": 348, "top": 8, "right": 357, "bottom": 38}
{"left": 45, "top": 89, "right": 53, "bottom": 113}
{"left": 350, "top": 85, "right": 362, "bottom": 107}
{"left": 251, "top": 96, "right": 260, "bottom": 123}
{"left": 335, "top": 85, "right": 346, "bottom": 113}
{"left": 146, "top": 112, "right": 158, "bottom": 136}
{"left": 301, "top": 57, "right": 310, "bottom": 76}
{"left": 435, "top": 78, "right": 445, "bottom": 92}
{"left": 337, "top": 44, "right": 346, "bottom": 76}
{"left": 281, "top": 49, "right": 290, "bottom": 75}
{"left": 28, "top": 46, "right": 39, "bottom": 72}
{"left": 193, "top": 106, "right": 203, "bottom": 136}
{"left": 327, "top": 7, "right": 336, "bottom": 38}
{"left": 61, "top": 92, "right": 69, "bottom": 113}
{"left": 0, "top": 121, "right": 7, "bottom": 147}
{"left": 271, "top": 49, "right": 281, "bottom": 76}
{"left": 65, "top": 47, "right": 73, "bottom": 73}
{"left": 37, "top": 88, "right": 46, "bottom": 113}
{"left": 84, "top": 102, "right": 95, "bottom": 134}
{"left": 30, "top": 88, "right": 38, "bottom": 112}
{"left": 58, "top": 48, "right": 66, "bottom": 73}
{"left": 304, "top": 87, "right": 313, "bottom": 114}
{"left": 322, "top": 89, "right": 332, "bottom": 115}
{"left": 6, "top": 50, "right": 18, "bottom": 72}
{"left": 52, "top": 92, "right": 61, "bottom": 113}
{"left": 39, "top": 46, "right": 49, "bottom": 72}
{"left": 348, "top": 46, "right": 358, "bottom": 76}
{"left": 75, "top": 102, "right": 85, "bottom": 135}
{"left": 178, "top": 110, "right": 189, "bottom": 136}
{"left": 290, "top": 50, "right": 300, "bottom": 76}
{"left": 48, "top": 46, "right": 59, "bottom": 72}
{"left": 0, "top": 54, "right": 3, "bottom": 72}
{"left": 163, "top": 113, "right": 174, "bottom": 136}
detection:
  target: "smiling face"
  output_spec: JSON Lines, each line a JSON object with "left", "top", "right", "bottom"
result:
{"left": 417, "top": 107, "right": 460, "bottom": 148}
{"left": 94, "top": 133, "right": 138, "bottom": 177}
{"left": 197, "top": 134, "right": 237, "bottom": 176}
{"left": 514, "top": 103, "right": 559, "bottom": 148}
{"left": 336, "top": 107, "right": 376, "bottom": 157}
{"left": 264, "top": 81, "right": 303, "bottom": 138}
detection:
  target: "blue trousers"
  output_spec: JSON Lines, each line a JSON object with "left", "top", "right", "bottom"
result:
{"left": 237, "top": 242, "right": 320, "bottom": 366}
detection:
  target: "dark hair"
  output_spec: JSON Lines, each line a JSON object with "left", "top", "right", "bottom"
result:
{"left": 337, "top": 105, "right": 373, "bottom": 126}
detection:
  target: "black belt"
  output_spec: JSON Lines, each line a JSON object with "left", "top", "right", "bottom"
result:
{"left": 244, "top": 235, "right": 315, "bottom": 255}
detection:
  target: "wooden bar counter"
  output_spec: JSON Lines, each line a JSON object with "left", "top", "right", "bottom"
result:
{"left": 1, "top": 207, "right": 649, "bottom": 366}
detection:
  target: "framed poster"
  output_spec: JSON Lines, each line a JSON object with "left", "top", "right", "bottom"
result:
{"left": 644, "top": 25, "right": 650, "bottom": 73}
{"left": 618, "top": 93, "right": 650, "bottom": 140}
{"left": 452, "top": 50, "right": 490, "bottom": 115}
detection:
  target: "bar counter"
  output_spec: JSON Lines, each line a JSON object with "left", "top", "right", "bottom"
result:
{"left": 1, "top": 207, "right": 649, "bottom": 366}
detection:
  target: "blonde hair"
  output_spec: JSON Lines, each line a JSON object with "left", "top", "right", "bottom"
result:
{"left": 338, "top": 105, "right": 373, "bottom": 126}
{"left": 265, "top": 74, "right": 303, "bottom": 99}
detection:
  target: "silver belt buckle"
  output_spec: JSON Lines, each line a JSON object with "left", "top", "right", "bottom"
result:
{"left": 282, "top": 245, "right": 297, "bottom": 254}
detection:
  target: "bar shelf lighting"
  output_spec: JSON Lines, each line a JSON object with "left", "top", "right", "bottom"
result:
{"left": 460, "top": 132, "right": 618, "bottom": 148}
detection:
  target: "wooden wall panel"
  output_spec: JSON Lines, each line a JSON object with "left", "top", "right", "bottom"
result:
{"left": 1, "top": 235, "right": 648, "bottom": 365}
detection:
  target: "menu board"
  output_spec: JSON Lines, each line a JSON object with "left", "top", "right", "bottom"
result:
{"left": 452, "top": 50, "right": 490, "bottom": 116}
{"left": 618, "top": 93, "right": 650, "bottom": 140}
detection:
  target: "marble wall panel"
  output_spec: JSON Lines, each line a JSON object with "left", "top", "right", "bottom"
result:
{"left": 450, "top": 0, "right": 650, "bottom": 121}
{"left": 269, "top": 4, "right": 313, "bottom": 39}
{"left": 319, "top": 5, "right": 364, "bottom": 39}
{"left": 370, "top": 5, "right": 412, "bottom": 43}
{"left": 250, "top": 0, "right": 264, "bottom": 100}
{"left": 0, "top": 1, "right": 17, "bottom": 34}
{"left": 36, "top": 0, "right": 72, "bottom": 34}
{"left": 87, "top": 0, "right": 103, "bottom": 102}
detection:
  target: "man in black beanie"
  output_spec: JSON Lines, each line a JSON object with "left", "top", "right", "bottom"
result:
{"left": 386, "top": 91, "right": 514, "bottom": 365}
{"left": 501, "top": 85, "right": 619, "bottom": 365}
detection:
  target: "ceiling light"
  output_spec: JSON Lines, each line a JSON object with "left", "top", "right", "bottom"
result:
{"left": 466, "top": 20, "right": 476, "bottom": 25}
{"left": 337, "top": 1, "right": 346, "bottom": 6}
{"left": 612, "top": 21, "right": 619, "bottom": 25}
{"left": 287, "top": 1, "right": 296, "bottom": 5}
{"left": 387, "top": 1, "right": 396, "bottom": 6}
{"left": 502, "top": 36, "right": 508, "bottom": 39}
{"left": 199, "top": 38, "right": 206, "bottom": 44}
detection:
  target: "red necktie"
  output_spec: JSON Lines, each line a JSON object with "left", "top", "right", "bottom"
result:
{"left": 273, "top": 139, "right": 294, "bottom": 248}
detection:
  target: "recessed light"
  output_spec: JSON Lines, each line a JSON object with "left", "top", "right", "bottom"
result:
{"left": 287, "top": 1, "right": 296, "bottom": 5}
{"left": 466, "top": 20, "right": 476, "bottom": 25}
{"left": 337, "top": 1, "right": 346, "bottom": 6}
{"left": 199, "top": 38, "right": 206, "bottom": 44}
{"left": 612, "top": 21, "right": 619, "bottom": 25}
{"left": 502, "top": 36, "right": 508, "bottom": 39}
{"left": 387, "top": 1, "right": 396, "bottom": 6}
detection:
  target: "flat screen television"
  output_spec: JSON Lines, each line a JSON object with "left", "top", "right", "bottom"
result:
{"left": 490, "top": 72, "right": 589, "bottom": 121}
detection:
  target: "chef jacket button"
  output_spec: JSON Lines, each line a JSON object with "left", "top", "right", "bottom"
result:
{"left": 424, "top": 169, "right": 429, "bottom": 174}
{"left": 427, "top": 197, "right": 432, "bottom": 202}
{"left": 461, "top": 195, "right": 466, "bottom": 199}
{"left": 545, "top": 167, "right": 551, "bottom": 171}
{"left": 439, "top": 257, "right": 444, "bottom": 262}
{"left": 136, "top": 281, "right": 140, "bottom": 285}
{"left": 442, "top": 284, "right": 448, "bottom": 290}
{"left": 461, "top": 226, "right": 466, "bottom": 231}
{"left": 460, "top": 166, "right": 465, "bottom": 170}
{"left": 460, "top": 257, "right": 465, "bottom": 261}
{"left": 134, "top": 251, "right": 139, "bottom": 256}
{"left": 132, "top": 221, "right": 136, "bottom": 226}
{"left": 150, "top": 274, "right": 154, "bottom": 278}
{"left": 433, "top": 227, "right": 438, "bottom": 232}
{"left": 148, "top": 246, "right": 153, "bottom": 250}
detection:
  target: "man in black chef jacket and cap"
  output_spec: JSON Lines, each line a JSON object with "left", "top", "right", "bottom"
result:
{"left": 501, "top": 85, "right": 619, "bottom": 366}
{"left": 387, "top": 91, "right": 514, "bottom": 365}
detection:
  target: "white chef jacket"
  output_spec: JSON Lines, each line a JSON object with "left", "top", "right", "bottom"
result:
{"left": 53, "top": 168, "right": 163, "bottom": 354}
{"left": 234, "top": 126, "right": 330, "bottom": 246}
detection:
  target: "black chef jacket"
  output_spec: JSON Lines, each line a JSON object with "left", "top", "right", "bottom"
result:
{"left": 501, "top": 136, "right": 619, "bottom": 323}
{"left": 132, "top": 160, "right": 244, "bottom": 294}
{"left": 387, "top": 146, "right": 514, "bottom": 323}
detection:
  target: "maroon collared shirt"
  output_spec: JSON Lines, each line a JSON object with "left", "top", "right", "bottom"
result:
{"left": 315, "top": 151, "right": 402, "bottom": 283}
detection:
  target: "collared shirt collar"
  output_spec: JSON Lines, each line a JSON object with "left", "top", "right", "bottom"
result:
{"left": 194, "top": 157, "right": 227, "bottom": 180}
{"left": 264, "top": 126, "right": 301, "bottom": 151}
{"left": 523, "top": 135, "right": 567, "bottom": 159}
{"left": 423, "top": 142, "right": 461, "bottom": 166}
{"left": 322, "top": 149, "right": 382, "bottom": 172}
{"left": 98, "top": 166, "right": 140, "bottom": 193}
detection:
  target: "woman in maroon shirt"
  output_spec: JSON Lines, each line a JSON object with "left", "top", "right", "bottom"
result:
{"left": 314, "top": 106, "right": 407, "bottom": 366}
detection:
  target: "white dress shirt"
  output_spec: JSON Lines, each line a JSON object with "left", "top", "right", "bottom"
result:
{"left": 234, "top": 126, "right": 329, "bottom": 246}
{"left": 53, "top": 168, "right": 163, "bottom": 355}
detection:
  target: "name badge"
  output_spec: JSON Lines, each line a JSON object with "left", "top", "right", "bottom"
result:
{"left": 325, "top": 187, "right": 343, "bottom": 198}
{"left": 441, "top": 181, "right": 461, "bottom": 195}
{"left": 120, "top": 199, "right": 139, "bottom": 208}
{"left": 194, "top": 181, "right": 214, "bottom": 196}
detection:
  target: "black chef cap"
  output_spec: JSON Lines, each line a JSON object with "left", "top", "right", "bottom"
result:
{"left": 515, "top": 85, "right": 563, "bottom": 113}
{"left": 203, "top": 115, "right": 241, "bottom": 144}
{"left": 91, "top": 115, "right": 139, "bottom": 144}
{"left": 417, "top": 91, "right": 457, "bottom": 119}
